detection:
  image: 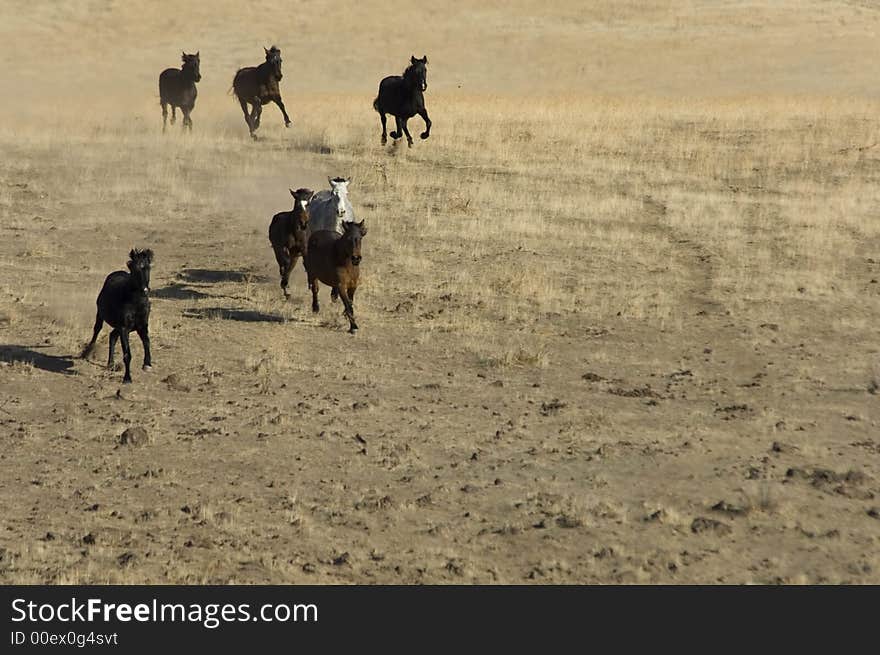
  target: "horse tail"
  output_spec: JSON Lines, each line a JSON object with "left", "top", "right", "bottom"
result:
{"left": 230, "top": 69, "right": 243, "bottom": 100}
{"left": 372, "top": 95, "right": 380, "bottom": 113}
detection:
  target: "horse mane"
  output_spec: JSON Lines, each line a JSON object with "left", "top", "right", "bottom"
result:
{"left": 342, "top": 220, "right": 366, "bottom": 236}
{"left": 403, "top": 62, "right": 418, "bottom": 80}
{"left": 129, "top": 248, "right": 154, "bottom": 264}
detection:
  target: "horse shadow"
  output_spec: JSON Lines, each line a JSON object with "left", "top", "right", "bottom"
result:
{"left": 150, "top": 282, "right": 212, "bottom": 301}
{"left": 301, "top": 141, "right": 334, "bottom": 155}
{"left": 0, "top": 345, "right": 75, "bottom": 374}
{"left": 182, "top": 307, "right": 286, "bottom": 323}
{"left": 177, "top": 268, "right": 269, "bottom": 284}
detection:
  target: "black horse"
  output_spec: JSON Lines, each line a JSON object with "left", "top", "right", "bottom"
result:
{"left": 373, "top": 56, "right": 431, "bottom": 147}
{"left": 81, "top": 249, "right": 154, "bottom": 384}
{"left": 232, "top": 46, "right": 291, "bottom": 139}
{"left": 159, "top": 52, "right": 201, "bottom": 132}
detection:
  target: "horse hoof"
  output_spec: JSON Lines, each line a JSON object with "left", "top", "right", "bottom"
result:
{"left": 142, "top": 365, "right": 152, "bottom": 372}
{"left": 381, "top": 136, "right": 387, "bottom": 145}
{"left": 285, "top": 121, "right": 292, "bottom": 128}
{"left": 349, "top": 327, "right": 358, "bottom": 335}
{"left": 390, "top": 131, "right": 400, "bottom": 139}
{"left": 123, "top": 378, "right": 132, "bottom": 385}
{"left": 420, "top": 132, "right": 430, "bottom": 139}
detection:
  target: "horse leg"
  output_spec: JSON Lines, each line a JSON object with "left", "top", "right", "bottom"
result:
{"left": 390, "top": 116, "right": 402, "bottom": 140}
{"left": 309, "top": 276, "right": 320, "bottom": 313}
{"left": 107, "top": 328, "right": 120, "bottom": 369}
{"left": 249, "top": 102, "right": 262, "bottom": 140}
{"left": 120, "top": 329, "right": 133, "bottom": 383}
{"left": 137, "top": 326, "right": 152, "bottom": 371}
{"left": 401, "top": 118, "right": 414, "bottom": 147}
{"left": 81, "top": 313, "right": 103, "bottom": 359}
{"left": 272, "top": 96, "right": 291, "bottom": 127}
{"left": 337, "top": 286, "right": 358, "bottom": 333}
{"left": 161, "top": 101, "right": 168, "bottom": 133}
{"left": 252, "top": 98, "right": 262, "bottom": 130}
{"left": 182, "top": 107, "right": 193, "bottom": 131}
{"left": 418, "top": 108, "right": 432, "bottom": 139}
{"left": 275, "top": 246, "right": 292, "bottom": 297}
{"left": 170, "top": 106, "right": 177, "bottom": 125}
{"left": 239, "top": 98, "right": 253, "bottom": 135}
{"left": 380, "top": 113, "right": 388, "bottom": 144}
{"left": 331, "top": 287, "right": 339, "bottom": 302}
{"left": 273, "top": 246, "right": 287, "bottom": 288}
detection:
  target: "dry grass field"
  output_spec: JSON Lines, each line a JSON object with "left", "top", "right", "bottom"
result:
{"left": 1, "top": 1, "right": 879, "bottom": 583}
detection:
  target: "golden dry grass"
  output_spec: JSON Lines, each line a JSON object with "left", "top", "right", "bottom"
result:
{"left": 0, "top": 1, "right": 879, "bottom": 584}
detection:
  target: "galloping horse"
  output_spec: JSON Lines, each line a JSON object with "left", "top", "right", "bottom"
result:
{"left": 232, "top": 46, "right": 291, "bottom": 139}
{"left": 307, "top": 177, "right": 356, "bottom": 234}
{"left": 373, "top": 55, "right": 431, "bottom": 147}
{"left": 159, "top": 52, "right": 201, "bottom": 132}
{"left": 269, "top": 188, "right": 314, "bottom": 298}
{"left": 304, "top": 221, "right": 367, "bottom": 334}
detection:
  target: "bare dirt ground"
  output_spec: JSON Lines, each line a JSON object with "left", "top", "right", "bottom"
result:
{"left": 1, "top": 1, "right": 879, "bottom": 583}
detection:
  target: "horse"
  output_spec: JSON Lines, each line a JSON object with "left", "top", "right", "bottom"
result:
{"left": 231, "top": 46, "right": 291, "bottom": 139}
{"left": 307, "top": 177, "right": 356, "bottom": 234}
{"left": 304, "top": 221, "right": 367, "bottom": 334}
{"left": 159, "top": 52, "right": 201, "bottom": 132}
{"left": 373, "top": 55, "right": 431, "bottom": 147}
{"left": 81, "top": 249, "right": 154, "bottom": 384}
{"left": 269, "top": 188, "right": 314, "bottom": 298}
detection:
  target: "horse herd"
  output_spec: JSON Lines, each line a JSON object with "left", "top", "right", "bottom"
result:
{"left": 159, "top": 46, "right": 432, "bottom": 145}
{"left": 81, "top": 46, "right": 420, "bottom": 383}
{"left": 82, "top": 176, "right": 367, "bottom": 383}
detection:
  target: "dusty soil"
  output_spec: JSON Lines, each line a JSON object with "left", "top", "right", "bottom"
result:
{"left": 0, "top": 1, "right": 879, "bottom": 583}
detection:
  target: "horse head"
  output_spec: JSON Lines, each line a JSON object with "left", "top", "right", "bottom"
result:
{"left": 127, "top": 248, "right": 154, "bottom": 294}
{"left": 182, "top": 51, "right": 201, "bottom": 82}
{"left": 290, "top": 188, "right": 315, "bottom": 229}
{"left": 329, "top": 177, "right": 352, "bottom": 219}
{"left": 341, "top": 220, "right": 367, "bottom": 266}
{"left": 405, "top": 55, "right": 428, "bottom": 92}
{"left": 265, "top": 46, "right": 283, "bottom": 80}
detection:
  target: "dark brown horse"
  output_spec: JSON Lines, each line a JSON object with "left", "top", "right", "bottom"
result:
{"left": 159, "top": 52, "right": 201, "bottom": 132}
{"left": 232, "top": 46, "right": 291, "bottom": 139}
{"left": 269, "top": 187, "right": 314, "bottom": 298}
{"left": 304, "top": 221, "right": 367, "bottom": 334}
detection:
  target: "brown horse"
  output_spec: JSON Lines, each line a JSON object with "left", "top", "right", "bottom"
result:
{"left": 304, "top": 221, "right": 367, "bottom": 333}
{"left": 231, "top": 46, "right": 291, "bottom": 139}
{"left": 269, "top": 188, "right": 314, "bottom": 298}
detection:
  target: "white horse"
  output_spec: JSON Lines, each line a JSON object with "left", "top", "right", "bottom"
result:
{"left": 307, "top": 177, "right": 356, "bottom": 234}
